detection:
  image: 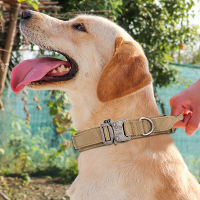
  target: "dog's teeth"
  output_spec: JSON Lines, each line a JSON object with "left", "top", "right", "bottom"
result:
{"left": 60, "top": 65, "right": 65, "bottom": 71}
{"left": 57, "top": 66, "right": 62, "bottom": 72}
{"left": 51, "top": 66, "right": 70, "bottom": 74}
{"left": 65, "top": 67, "right": 71, "bottom": 72}
{"left": 51, "top": 69, "right": 57, "bottom": 73}
{"left": 57, "top": 65, "right": 66, "bottom": 72}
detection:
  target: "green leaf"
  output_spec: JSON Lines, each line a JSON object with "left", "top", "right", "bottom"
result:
{"left": 56, "top": 126, "right": 66, "bottom": 134}
{"left": 185, "top": 83, "right": 190, "bottom": 88}
{"left": 47, "top": 100, "right": 54, "bottom": 107}
{"left": 32, "top": 3, "right": 38, "bottom": 10}
{"left": 54, "top": 90, "right": 62, "bottom": 100}
{"left": 27, "top": 156, "right": 32, "bottom": 161}
{"left": 63, "top": 93, "right": 69, "bottom": 104}
{"left": 12, "top": 122, "right": 21, "bottom": 131}
{"left": 0, "top": 148, "right": 5, "bottom": 155}
{"left": 49, "top": 105, "right": 59, "bottom": 115}
{"left": 68, "top": 126, "right": 77, "bottom": 136}
{"left": 59, "top": 144, "right": 67, "bottom": 151}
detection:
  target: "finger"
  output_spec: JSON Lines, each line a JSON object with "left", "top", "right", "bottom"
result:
{"left": 173, "top": 113, "right": 192, "bottom": 129}
{"left": 183, "top": 109, "right": 190, "bottom": 115}
{"left": 170, "top": 104, "right": 186, "bottom": 116}
{"left": 186, "top": 110, "right": 200, "bottom": 136}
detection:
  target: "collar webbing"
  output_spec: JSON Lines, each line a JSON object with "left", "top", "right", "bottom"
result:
{"left": 72, "top": 114, "right": 183, "bottom": 152}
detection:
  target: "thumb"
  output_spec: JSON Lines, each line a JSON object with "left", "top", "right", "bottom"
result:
{"left": 173, "top": 112, "right": 192, "bottom": 129}
{"left": 186, "top": 109, "right": 200, "bottom": 136}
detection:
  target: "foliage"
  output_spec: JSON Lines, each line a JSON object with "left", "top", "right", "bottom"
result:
{"left": 172, "top": 35, "right": 200, "bottom": 65}
{"left": 56, "top": 158, "right": 78, "bottom": 184}
{"left": 17, "top": 0, "right": 40, "bottom": 10}
{"left": 53, "top": 0, "right": 122, "bottom": 18}
{"left": 21, "top": 172, "right": 31, "bottom": 184}
{"left": 186, "top": 156, "right": 200, "bottom": 183}
{"left": 0, "top": 147, "right": 5, "bottom": 155}
{"left": 31, "top": 156, "right": 78, "bottom": 184}
{"left": 115, "top": 0, "right": 199, "bottom": 88}
{"left": 47, "top": 90, "right": 77, "bottom": 136}
{"left": 0, "top": 111, "right": 77, "bottom": 177}
{"left": 30, "top": 165, "right": 62, "bottom": 178}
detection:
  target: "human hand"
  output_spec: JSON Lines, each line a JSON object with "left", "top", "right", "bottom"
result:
{"left": 170, "top": 79, "right": 200, "bottom": 136}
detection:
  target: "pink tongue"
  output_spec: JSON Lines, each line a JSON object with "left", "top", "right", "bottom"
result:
{"left": 11, "top": 57, "right": 71, "bottom": 94}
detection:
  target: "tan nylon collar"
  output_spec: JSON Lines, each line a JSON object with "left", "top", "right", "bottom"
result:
{"left": 72, "top": 114, "right": 183, "bottom": 152}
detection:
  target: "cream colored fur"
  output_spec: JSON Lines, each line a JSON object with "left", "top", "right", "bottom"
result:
{"left": 20, "top": 11, "right": 200, "bottom": 200}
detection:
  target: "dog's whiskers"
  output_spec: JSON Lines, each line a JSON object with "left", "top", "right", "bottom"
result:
{"left": 74, "top": 5, "right": 83, "bottom": 14}
{"left": 83, "top": 6, "right": 87, "bottom": 15}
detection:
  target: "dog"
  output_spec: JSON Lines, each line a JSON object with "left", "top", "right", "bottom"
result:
{"left": 11, "top": 10, "right": 200, "bottom": 200}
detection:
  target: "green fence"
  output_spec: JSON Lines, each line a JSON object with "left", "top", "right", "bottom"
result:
{"left": 0, "top": 63, "right": 200, "bottom": 180}
{"left": 0, "top": 88, "right": 77, "bottom": 176}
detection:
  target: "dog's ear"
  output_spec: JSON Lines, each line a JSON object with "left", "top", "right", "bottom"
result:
{"left": 97, "top": 37, "right": 152, "bottom": 102}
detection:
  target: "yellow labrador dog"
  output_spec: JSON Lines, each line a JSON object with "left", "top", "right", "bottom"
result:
{"left": 11, "top": 10, "right": 200, "bottom": 200}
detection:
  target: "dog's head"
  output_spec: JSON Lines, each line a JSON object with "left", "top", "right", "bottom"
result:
{"left": 11, "top": 10, "right": 152, "bottom": 102}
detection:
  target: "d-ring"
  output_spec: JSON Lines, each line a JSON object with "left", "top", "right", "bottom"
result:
{"left": 139, "top": 117, "right": 154, "bottom": 136}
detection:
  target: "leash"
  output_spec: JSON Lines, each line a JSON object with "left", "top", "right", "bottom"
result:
{"left": 72, "top": 114, "right": 183, "bottom": 152}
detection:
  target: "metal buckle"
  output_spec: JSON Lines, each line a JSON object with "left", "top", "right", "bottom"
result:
{"left": 139, "top": 117, "right": 154, "bottom": 136}
{"left": 100, "top": 119, "right": 131, "bottom": 146}
{"left": 100, "top": 122, "right": 114, "bottom": 145}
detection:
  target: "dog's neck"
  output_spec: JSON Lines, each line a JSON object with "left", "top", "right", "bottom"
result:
{"left": 66, "top": 84, "right": 174, "bottom": 174}
{"left": 67, "top": 84, "right": 159, "bottom": 131}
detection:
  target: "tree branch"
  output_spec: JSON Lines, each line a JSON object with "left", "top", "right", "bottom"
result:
{"left": 0, "top": 191, "right": 11, "bottom": 200}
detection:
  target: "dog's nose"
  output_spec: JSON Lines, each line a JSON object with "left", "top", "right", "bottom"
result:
{"left": 21, "top": 10, "right": 32, "bottom": 20}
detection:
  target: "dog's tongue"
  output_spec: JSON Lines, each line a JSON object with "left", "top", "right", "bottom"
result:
{"left": 11, "top": 57, "right": 71, "bottom": 94}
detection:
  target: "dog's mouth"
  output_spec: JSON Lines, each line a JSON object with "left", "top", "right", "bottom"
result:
{"left": 11, "top": 52, "right": 78, "bottom": 94}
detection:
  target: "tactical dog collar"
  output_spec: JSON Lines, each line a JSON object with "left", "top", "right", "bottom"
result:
{"left": 72, "top": 114, "right": 183, "bottom": 152}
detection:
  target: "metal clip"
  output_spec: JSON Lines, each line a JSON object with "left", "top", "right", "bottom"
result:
{"left": 100, "top": 119, "right": 131, "bottom": 145}
{"left": 100, "top": 122, "right": 114, "bottom": 145}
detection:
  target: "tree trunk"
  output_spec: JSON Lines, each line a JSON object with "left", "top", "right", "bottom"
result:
{"left": 0, "top": 3, "right": 20, "bottom": 98}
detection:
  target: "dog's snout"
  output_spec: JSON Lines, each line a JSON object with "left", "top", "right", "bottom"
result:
{"left": 21, "top": 10, "right": 32, "bottom": 20}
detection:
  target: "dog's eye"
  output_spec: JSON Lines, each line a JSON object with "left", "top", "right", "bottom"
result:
{"left": 73, "top": 23, "right": 86, "bottom": 32}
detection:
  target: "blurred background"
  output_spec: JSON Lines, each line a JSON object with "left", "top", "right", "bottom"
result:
{"left": 0, "top": 0, "right": 200, "bottom": 199}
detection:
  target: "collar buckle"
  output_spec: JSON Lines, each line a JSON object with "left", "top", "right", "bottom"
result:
{"left": 100, "top": 119, "right": 131, "bottom": 146}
